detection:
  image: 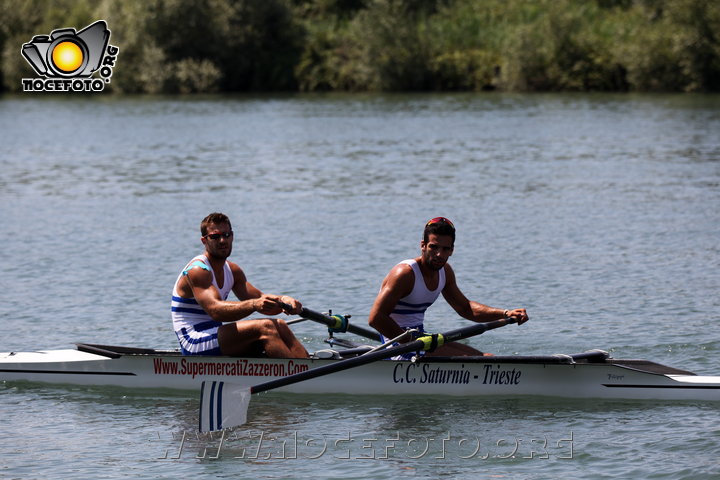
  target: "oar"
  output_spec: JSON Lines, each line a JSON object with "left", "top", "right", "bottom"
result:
{"left": 198, "top": 317, "right": 518, "bottom": 432}
{"left": 281, "top": 303, "right": 382, "bottom": 342}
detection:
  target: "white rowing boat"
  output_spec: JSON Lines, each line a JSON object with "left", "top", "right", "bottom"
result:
{"left": 2, "top": 342, "right": 720, "bottom": 401}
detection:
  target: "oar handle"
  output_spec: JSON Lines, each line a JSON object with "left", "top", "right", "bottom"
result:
{"left": 251, "top": 316, "right": 516, "bottom": 394}
{"left": 442, "top": 316, "right": 518, "bottom": 342}
{"left": 281, "top": 303, "right": 382, "bottom": 342}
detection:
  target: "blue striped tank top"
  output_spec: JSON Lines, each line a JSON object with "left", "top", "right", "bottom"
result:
{"left": 390, "top": 259, "right": 446, "bottom": 329}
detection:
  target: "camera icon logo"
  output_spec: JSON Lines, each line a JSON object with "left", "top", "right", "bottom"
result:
{"left": 21, "top": 20, "right": 119, "bottom": 92}
{"left": 22, "top": 20, "right": 110, "bottom": 78}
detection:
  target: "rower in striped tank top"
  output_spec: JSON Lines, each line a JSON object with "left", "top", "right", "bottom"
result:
{"left": 369, "top": 217, "right": 530, "bottom": 357}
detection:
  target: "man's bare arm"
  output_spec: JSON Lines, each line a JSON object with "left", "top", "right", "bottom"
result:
{"left": 442, "top": 265, "right": 529, "bottom": 324}
{"left": 369, "top": 264, "right": 414, "bottom": 338}
{"left": 182, "top": 266, "right": 258, "bottom": 322}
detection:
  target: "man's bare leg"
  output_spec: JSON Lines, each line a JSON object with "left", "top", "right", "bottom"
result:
{"left": 218, "top": 319, "right": 308, "bottom": 358}
{"left": 272, "top": 318, "right": 309, "bottom": 357}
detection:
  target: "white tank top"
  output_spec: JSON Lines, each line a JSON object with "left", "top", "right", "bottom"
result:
{"left": 171, "top": 255, "right": 234, "bottom": 333}
{"left": 390, "top": 259, "right": 446, "bottom": 328}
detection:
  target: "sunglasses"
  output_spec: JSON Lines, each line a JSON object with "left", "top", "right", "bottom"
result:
{"left": 204, "top": 231, "right": 234, "bottom": 240}
{"left": 426, "top": 217, "right": 455, "bottom": 229}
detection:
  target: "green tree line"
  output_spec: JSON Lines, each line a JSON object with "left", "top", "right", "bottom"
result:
{"left": 1, "top": 0, "right": 718, "bottom": 93}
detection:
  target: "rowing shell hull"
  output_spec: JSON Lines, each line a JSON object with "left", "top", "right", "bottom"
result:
{"left": 2, "top": 345, "right": 720, "bottom": 401}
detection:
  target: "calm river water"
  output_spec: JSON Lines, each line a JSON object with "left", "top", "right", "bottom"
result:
{"left": 1, "top": 93, "right": 719, "bottom": 479}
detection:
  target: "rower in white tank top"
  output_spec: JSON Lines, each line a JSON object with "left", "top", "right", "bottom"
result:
{"left": 386, "top": 258, "right": 446, "bottom": 332}
{"left": 171, "top": 255, "right": 234, "bottom": 355}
